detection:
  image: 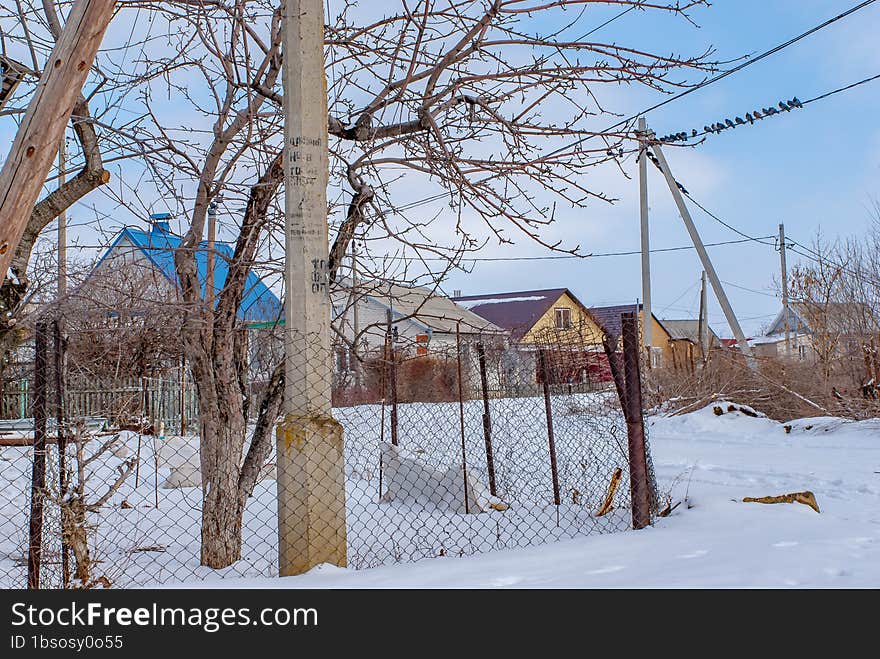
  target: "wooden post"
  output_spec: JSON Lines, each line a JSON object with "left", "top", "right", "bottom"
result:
{"left": 0, "top": 0, "right": 116, "bottom": 278}
{"left": 276, "top": 0, "right": 346, "bottom": 576}
{"left": 621, "top": 312, "right": 651, "bottom": 530}
{"left": 27, "top": 321, "right": 48, "bottom": 588}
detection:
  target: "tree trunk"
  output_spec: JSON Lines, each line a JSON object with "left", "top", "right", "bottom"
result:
{"left": 197, "top": 360, "right": 248, "bottom": 568}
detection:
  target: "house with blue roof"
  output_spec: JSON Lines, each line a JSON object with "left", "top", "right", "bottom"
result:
{"left": 88, "top": 218, "right": 283, "bottom": 326}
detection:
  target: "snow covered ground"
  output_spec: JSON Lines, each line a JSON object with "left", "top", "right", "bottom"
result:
{"left": 3, "top": 399, "right": 878, "bottom": 588}
{"left": 192, "top": 403, "right": 880, "bottom": 588}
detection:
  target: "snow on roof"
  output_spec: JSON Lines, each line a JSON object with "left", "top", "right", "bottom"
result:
{"left": 455, "top": 295, "right": 546, "bottom": 310}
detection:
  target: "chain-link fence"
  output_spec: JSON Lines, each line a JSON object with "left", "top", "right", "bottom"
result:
{"left": 1, "top": 313, "right": 656, "bottom": 588}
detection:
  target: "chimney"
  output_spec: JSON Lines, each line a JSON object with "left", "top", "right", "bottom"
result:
{"left": 149, "top": 212, "right": 172, "bottom": 234}
{"left": 453, "top": 289, "right": 461, "bottom": 298}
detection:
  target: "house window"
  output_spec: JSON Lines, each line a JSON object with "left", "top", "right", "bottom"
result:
{"left": 555, "top": 307, "right": 571, "bottom": 329}
{"left": 650, "top": 347, "right": 662, "bottom": 369}
{"left": 798, "top": 345, "right": 807, "bottom": 361}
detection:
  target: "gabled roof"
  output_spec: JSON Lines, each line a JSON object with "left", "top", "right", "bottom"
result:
{"left": 588, "top": 303, "right": 642, "bottom": 340}
{"left": 340, "top": 280, "right": 505, "bottom": 335}
{"left": 452, "top": 288, "right": 570, "bottom": 340}
{"left": 95, "top": 224, "right": 282, "bottom": 324}
{"left": 766, "top": 302, "right": 879, "bottom": 337}
{"left": 660, "top": 319, "right": 720, "bottom": 344}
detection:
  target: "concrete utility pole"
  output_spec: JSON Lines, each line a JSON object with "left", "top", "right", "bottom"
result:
{"left": 276, "top": 0, "right": 347, "bottom": 576}
{"left": 0, "top": 0, "right": 116, "bottom": 279}
{"left": 57, "top": 139, "right": 67, "bottom": 298}
{"left": 779, "top": 222, "right": 790, "bottom": 356}
{"left": 650, "top": 140, "right": 756, "bottom": 367}
{"left": 637, "top": 118, "right": 653, "bottom": 354}
{"left": 697, "top": 271, "right": 707, "bottom": 361}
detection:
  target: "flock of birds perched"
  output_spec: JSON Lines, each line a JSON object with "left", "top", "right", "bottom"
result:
{"left": 655, "top": 97, "right": 804, "bottom": 144}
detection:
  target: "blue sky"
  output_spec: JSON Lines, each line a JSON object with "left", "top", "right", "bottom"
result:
{"left": 440, "top": 0, "right": 880, "bottom": 336}
{"left": 4, "top": 1, "right": 878, "bottom": 337}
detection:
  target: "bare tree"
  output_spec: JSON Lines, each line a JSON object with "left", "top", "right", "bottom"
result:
{"left": 106, "top": 0, "right": 716, "bottom": 567}
{"left": 0, "top": 0, "right": 159, "bottom": 365}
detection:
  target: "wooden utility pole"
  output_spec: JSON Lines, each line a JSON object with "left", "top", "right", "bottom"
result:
{"left": 276, "top": 0, "right": 347, "bottom": 576}
{"left": 697, "top": 271, "right": 707, "bottom": 361}
{"left": 650, "top": 140, "right": 756, "bottom": 367}
{"left": 0, "top": 0, "right": 115, "bottom": 279}
{"left": 637, "top": 117, "right": 653, "bottom": 355}
{"left": 779, "top": 223, "right": 790, "bottom": 356}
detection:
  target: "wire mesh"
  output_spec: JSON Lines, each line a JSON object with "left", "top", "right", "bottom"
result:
{"left": 0, "top": 317, "right": 656, "bottom": 588}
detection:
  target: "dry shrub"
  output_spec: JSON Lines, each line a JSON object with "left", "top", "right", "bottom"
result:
{"left": 396, "top": 355, "right": 460, "bottom": 403}
{"left": 644, "top": 350, "right": 880, "bottom": 422}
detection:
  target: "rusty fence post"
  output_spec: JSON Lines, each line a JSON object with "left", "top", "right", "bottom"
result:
{"left": 456, "top": 324, "right": 470, "bottom": 513}
{"left": 477, "top": 342, "right": 497, "bottom": 497}
{"left": 53, "top": 319, "right": 70, "bottom": 588}
{"left": 538, "top": 349, "right": 561, "bottom": 506}
{"left": 621, "top": 312, "right": 651, "bottom": 530}
{"left": 27, "top": 321, "right": 48, "bottom": 589}
{"left": 386, "top": 310, "right": 398, "bottom": 446}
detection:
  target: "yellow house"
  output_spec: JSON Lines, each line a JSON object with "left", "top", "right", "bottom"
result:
{"left": 452, "top": 289, "right": 672, "bottom": 367}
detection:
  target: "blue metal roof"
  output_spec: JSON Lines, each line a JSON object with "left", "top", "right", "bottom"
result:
{"left": 100, "top": 224, "right": 282, "bottom": 324}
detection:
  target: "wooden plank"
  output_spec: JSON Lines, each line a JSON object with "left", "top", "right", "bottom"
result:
{"left": 0, "top": 0, "right": 116, "bottom": 277}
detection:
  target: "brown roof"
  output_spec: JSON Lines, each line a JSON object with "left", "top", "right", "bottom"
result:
{"left": 452, "top": 288, "right": 570, "bottom": 340}
{"left": 588, "top": 303, "right": 642, "bottom": 339}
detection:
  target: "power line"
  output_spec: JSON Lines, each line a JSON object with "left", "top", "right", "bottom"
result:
{"left": 541, "top": 0, "right": 878, "bottom": 160}
{"left": 379, "top": 236, "right": 774, "bottom": 262}
{"left": 803, "top": 71, "right": 880, "bottom": 105}
{"left": 720, "top": 279, "right": 780, "bottom": 298}
{"left": 573, "top": 5, "right": 636, "bottom": 41}
{"left": 655, "top": 70, "right": 880, "bottom": 144}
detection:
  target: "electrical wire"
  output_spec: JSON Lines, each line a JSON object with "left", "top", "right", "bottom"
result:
{"left": 380, "top": 236, "right": 774, "bottom": 262}
{"left": 540, "top": 0, "right": 878, "bottom": 160}
{"left": 655, "top": 71, "right": 880, "bottom": 144}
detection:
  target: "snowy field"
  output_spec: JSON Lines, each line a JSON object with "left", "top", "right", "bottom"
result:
{"left": 3, "top": 398, "right": 878, "bottom": 588}
{"left": 196, "top": 403, "right": 880, "bottom": 588}
{"left": 1, "top": 392, "right": 635, "bottom": 588}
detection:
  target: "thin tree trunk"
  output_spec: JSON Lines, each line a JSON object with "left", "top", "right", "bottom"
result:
{"left": 197, "top": 357, "right": 248, "bottom": 568}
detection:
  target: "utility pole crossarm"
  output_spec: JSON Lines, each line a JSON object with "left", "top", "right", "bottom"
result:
{"left": 0, "top": 0, "right": 116, "bottom": 279}
{"left": 649, "top": 140, "right": 756, "bottom": 367}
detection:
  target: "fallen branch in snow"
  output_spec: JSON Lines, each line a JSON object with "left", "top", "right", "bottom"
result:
{"left": 743, "top": 491, "right": 820, "bottom": 514}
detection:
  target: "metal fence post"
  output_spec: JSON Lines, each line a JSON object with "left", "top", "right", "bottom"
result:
{"left": 538, "top": 349, "right": 561, "bottom": 506}
{"left": 386, "top": 310, "right": 399, "bottom": 446}
{"left": 477, "top": 342, "right": 497, "bottom": 497}
{"left": 456, "top": 323, "right": 470, "bottom": 513}
{"left": 621, "top": 312, "right": 651, "bottom": 530}
{"left": 27, "top": 321, "right": 48, "bottom": 588}
{"left": 53, "top": 319, "right": 69, "bottom": 587}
